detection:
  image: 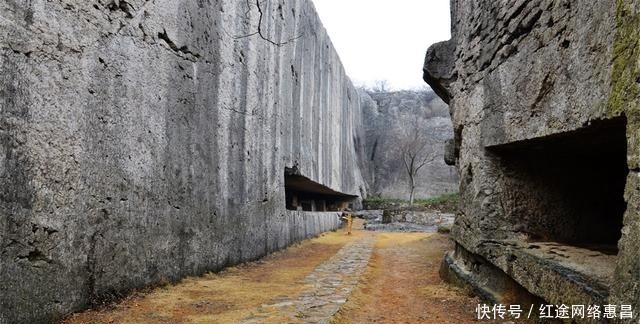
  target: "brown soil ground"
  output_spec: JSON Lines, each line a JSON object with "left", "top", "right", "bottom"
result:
{"left": 65, "top": 220, "right": 479, "bottom": 323}
{"left": 332, "top": 232, "right": 480, "bottom": 324}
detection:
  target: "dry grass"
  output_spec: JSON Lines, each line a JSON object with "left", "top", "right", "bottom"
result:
{"left": 64, "top": 224, "right": 362, "bottom": 324}
{"left": 65, "top": 220, "right": 478, "bottom": 324}
{"left": 333, "top": 232, "right": 480, "bottom": 324}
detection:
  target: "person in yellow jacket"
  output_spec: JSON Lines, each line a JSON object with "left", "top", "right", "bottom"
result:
{"left": 341, "top": 209, "right": 353, "bottom": 235}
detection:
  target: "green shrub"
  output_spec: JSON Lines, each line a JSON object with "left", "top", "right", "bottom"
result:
{"left": 437, "top": 224, "right": 452, "bottom": 234}
{"left": 363, "top": 193, "right": 459, "bottom": 213}
{"left": 417, "top": 193, "right": 459, "bottom": 207}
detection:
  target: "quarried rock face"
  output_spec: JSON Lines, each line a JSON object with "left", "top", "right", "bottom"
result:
{"left": 426, "top": 0, "right": 640, "bottom": 317}
{"left": 0, "top": 0, "right": 365, "bottom": 321}
{"left": 358, "top": 90, "right": 458, "bottom": 200}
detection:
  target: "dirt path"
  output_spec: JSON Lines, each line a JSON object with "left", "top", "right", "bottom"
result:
{"left": 66, "top": 221, "right": 479, "bottom": 323}
{"left": 332, "top": 232, "right": 479, "bottom": 323}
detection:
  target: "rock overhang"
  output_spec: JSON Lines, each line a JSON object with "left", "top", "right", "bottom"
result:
{"left": 427, "top": 0, "right": 640, "bottom": 316}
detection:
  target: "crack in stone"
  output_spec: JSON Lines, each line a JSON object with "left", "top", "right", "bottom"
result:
{"left": 157, "top": 28, "right": 201, "bottom": 62}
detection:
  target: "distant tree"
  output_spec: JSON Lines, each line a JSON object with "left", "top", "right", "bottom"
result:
{"left": 409, "top": 84, "right": 434, "bottom": 93}
{"left": 398, "top": 120, "right": 437, "bottom": 206}
{"left": 371, "top": 80, "right": 390, "bottom": 93}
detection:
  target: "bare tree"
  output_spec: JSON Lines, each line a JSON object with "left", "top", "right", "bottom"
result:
{"left": 371, "top": 80, "right": 390, "bottom": 93}
{"left": 398, "top": 121, "right": 438, "bottom": 206}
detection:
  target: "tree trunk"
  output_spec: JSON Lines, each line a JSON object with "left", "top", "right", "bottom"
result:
{"left": 409, "top": 176, "right": 415, "bottom": 207}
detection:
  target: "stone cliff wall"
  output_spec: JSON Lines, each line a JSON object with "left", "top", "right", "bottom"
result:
{"left": 426, "top": 0, "right": 640, "bottom": 315}
{"left": 359, "top": 90, "right": 458, "bottom": 200}
{"left": 0, "top": 0, "right": 366, "bottom": 322}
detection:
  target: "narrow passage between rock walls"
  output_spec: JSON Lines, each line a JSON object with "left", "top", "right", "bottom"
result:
{"left": 65, "top": 220, "right": 478, "bottom": 324}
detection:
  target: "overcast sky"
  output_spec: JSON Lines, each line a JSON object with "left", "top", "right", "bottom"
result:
{"left": 311, "top": 0, "right": 451, "bottom": 90}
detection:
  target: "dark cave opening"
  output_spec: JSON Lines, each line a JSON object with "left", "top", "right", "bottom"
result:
{"left": 488, "top": 117, "right": 628, "bottom": 253}
{"left": 284, "top": 169, "right": 357, "bottom": 212}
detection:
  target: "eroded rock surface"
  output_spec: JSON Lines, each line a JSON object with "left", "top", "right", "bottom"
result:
{"left": 0, "top": 0, "right": 366, "bottom": 322}
{"left": 426, "top": 0, "right": 640, "bottom": 317}
{"left": 358, "top": 90, "right": 458, "bottom": 200}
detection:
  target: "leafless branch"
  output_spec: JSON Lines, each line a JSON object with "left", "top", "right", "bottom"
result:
{"left": 402, "top": 152, "right": 412, "bottom": 177}
{"left": 397, "top": 119, "right": 441, "bottom": 205}
{"left": 415, "top": 153, "right": 438, "bottom": 173}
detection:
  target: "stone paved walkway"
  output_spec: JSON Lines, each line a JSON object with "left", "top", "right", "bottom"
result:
{"left": 239, "top": 235, "right": 376, "bottom": 324}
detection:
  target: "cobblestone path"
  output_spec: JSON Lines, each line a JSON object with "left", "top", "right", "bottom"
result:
{"left": 240, "top": 235, "right": 375, "bottom": 323}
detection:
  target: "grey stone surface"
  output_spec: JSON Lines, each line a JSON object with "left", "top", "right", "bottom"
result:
{"left": 364, "top": 222, "right": 437, "bottom": 233}
{"left": 423, "top": 40, "right": 456, "bottom": 104}
{"left": 353, "top": 209, "right": 382, "bottom": 221}
{"left": 393, "top": 211, "right": 454, "bottom": 226}
{"left": 425, "top": 0, "right": 640, "bottom": 317}
{"left": 364, "top": 212, "right": 453, "bottom": 233}
{"left": 358, "top": 90, "right": 458, "bottom": 200}
{"left": 0, "top": 0, "right": 366, "bottom": 322}
{"left": 239, "top": 234, "right": 375, "bottom": 323}
{"left": 443, "top": 138, "right": 456, "bottom": 166}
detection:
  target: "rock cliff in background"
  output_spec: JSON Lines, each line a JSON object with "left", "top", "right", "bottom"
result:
{"left": 426, "top": 0, "right": 640, "bottom": 315}
{"left": 0, "top": 0, "right": 366, "bottom": 321}
{"left": 358, "top": 90, "right": 458, "bottom": 200}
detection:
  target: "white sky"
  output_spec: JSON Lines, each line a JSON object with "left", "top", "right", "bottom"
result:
{"left": 311, "top": 0, "right": 451, "bottom": 90}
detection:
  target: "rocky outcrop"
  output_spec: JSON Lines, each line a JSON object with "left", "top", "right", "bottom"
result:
{"left": 0, "top": 0, "right": 366, "bottom": 322}
{"left": 427, "top": 0, "right": 640, "bottom": 317}
{"left": 358, "top": 90, "right": 458, "bottom": 200}
{"left": 423, "top": 40, "right": 456, "bottom": 104}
